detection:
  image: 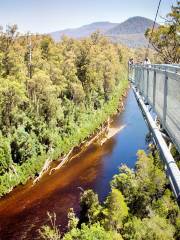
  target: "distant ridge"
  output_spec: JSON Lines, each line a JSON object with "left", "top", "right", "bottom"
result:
{"left": 50, "top": 22, "right": 118, "bottom": 41}
{"left": 50, "top": 16, "right": 159, "bottom": 48}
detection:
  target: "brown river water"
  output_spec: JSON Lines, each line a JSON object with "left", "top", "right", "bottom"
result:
{"left": 0, "top": 89, "right": 148, "bottom": 240}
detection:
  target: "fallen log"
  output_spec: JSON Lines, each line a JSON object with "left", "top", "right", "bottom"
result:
{"left": 49, "top": 147, "right": 74, "bottom": 174}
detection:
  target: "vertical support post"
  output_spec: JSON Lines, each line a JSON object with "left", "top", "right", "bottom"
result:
{"left": 147, "top": 68, "right": 149, "bottom": 102}
{"left": 163, "top": 70, "right": 168, "bottom": 126}
{"left": 169, "top": 142, "right": 172, "bottom": 151}
{"left": 140, "top": 68, "right": 141, "bottom": 91}
{"left": 142, "top": 68, "right": 144, "bottom": 95}
{"left": 138, "top": 68, "right": 140, "bottom": 92}
{"left": 153, "top": 70, "right": 156, "bottom": 111}
{"left": 142, "top": 67, "right": 144, "bottom": 96}
{"left": 134, "top": 67, "right": 136, "bottom": 86}
{"left": 136, "top": 67, "right": 138, "bottom": 88}
{"left": 132, "top": 65, "right": 134, "bottom": 82}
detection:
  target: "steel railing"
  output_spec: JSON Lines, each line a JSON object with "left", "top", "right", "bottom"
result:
{"left": 129, "top": 64, "right": 180, "bottom": 202}
{"left": 129, "top": 64, "right": 180, "bottom": 153}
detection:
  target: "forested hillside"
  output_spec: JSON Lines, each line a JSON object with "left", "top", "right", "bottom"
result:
{"left": 0, "top": 27, "right": 128, "bottom": 197}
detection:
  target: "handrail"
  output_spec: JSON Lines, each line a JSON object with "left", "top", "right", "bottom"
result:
{"left": 132, "top": 64, "right": 180, "bottom": 75}
{"left": 129, "top": 64, "right": 180, "bottom": 153}
{"left": 129, "top": 64, "right": 180, "bottom": 202}
{"left": 132, "top": 85, "right": 180, "bottom": 203}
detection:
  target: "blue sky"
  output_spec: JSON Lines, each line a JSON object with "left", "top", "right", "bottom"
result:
{"left": 0, "top": 0, "right": 176, "bottom": 33}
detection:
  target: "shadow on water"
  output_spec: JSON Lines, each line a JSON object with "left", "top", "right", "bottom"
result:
{"left": 0, "top": 89, "right": 148, "bottom": 240}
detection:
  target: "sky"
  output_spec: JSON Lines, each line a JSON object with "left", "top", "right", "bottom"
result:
{"left": 0, "top": 0, "right": 176, "bottom": 33}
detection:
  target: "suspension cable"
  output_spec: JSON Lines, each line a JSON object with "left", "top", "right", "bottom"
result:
{"left": 145, "top": 0, "right": 162, "bottom": 58}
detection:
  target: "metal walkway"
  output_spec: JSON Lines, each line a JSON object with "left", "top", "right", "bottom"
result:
{"left": 129, "top": 64, "right": 180, "bottom": 203}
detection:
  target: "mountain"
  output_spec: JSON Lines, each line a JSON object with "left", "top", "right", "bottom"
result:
{"left": 50, "top": 22, "right": 118, "bottom": 41}
{"left": 50, "top": 16, "right": 159, "bottom": 48}
{"left": 108, "top": 34, "right": 149, "bottom": 48}
{"left": 106, "top": 16, "right": 157, "bottom": 35}
{"left": 106, "top": 16, "right": 159, "bottom": 48}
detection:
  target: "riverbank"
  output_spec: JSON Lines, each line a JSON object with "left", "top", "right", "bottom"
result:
{"left": 37, "top": 88, "right": 128, "bottom": 182}
{"left": 0, "top": 79, "right": 128, "bottom": 198}
{"left": 0, "top": 89, "right": 149, "bottom": 240}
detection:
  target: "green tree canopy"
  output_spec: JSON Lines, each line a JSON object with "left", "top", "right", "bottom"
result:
{"left": 145, "top": 1, "right": 180, "bottom": 63}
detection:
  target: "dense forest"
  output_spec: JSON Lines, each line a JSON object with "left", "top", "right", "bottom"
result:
{"left": 0, "top": 2, "right": 179, "bottom": 239}
{"left": 39, "top": 150, "right": 180, "bottom": 240}
{"left": 0, "top": 1, "right": 179, "bottom": 198}
{"left": 38, "top": 3, "right": 180, "bottom": 239}
{"left": 0, "top": 28, "right": 129, "bottom": 197}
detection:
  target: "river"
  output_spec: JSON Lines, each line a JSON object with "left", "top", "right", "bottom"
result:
{"left": 0, "top": 89, "right": 148, "bottom": 240}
